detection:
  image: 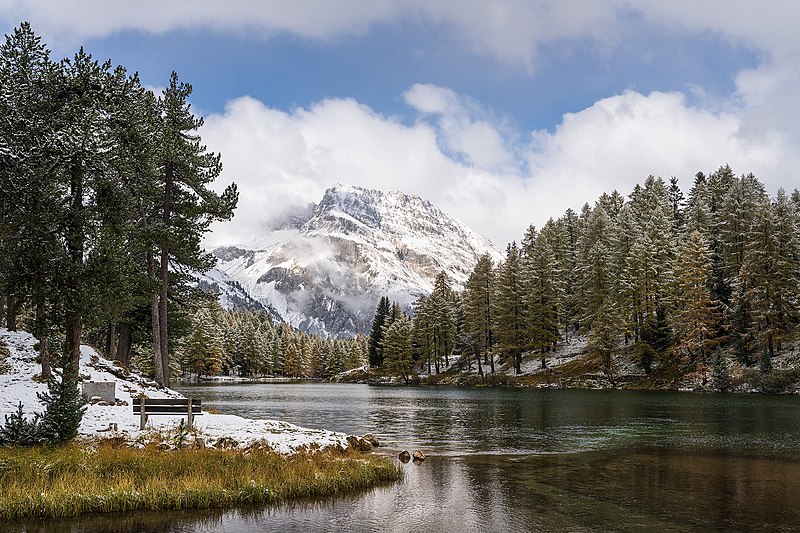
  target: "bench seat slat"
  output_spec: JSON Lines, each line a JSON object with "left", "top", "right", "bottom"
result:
{"left": 132, "top": 398, "right": 200, "bottom": 406}
{"left": 132, "top": 406, "right": 203, "bottom": 414}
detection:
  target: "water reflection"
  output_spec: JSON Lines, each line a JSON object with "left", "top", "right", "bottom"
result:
{"left": 10, "top": 385, "right": 800, "bottom": 532}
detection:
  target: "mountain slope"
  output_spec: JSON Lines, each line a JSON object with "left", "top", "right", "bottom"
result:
{"left": 210, "top": 184, "right": 502, "bottom": 337}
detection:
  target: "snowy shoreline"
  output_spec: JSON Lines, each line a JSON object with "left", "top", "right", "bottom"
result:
{"left": 0, "top": 328, "right": 351, "bottom": 453}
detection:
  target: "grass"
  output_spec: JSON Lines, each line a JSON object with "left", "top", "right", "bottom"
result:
{"left": 0, "top": 441, "right": 402, "bottom": 519}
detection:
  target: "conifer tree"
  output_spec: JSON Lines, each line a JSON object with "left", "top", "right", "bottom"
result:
{"left": 464, "top": 254, "right": 495, "bottom": 374}
{"left": 522, "top": 224, "right": 561, "bottom": 368}
{"left": 495, "top": 243, "right": 526, "bottom": 374}
{"left": 368, "top": 296, "right": 391, "bottom": 367}
{"left": 37, "top": 365, "right": 87, "bottom": 444}
{"left": 152, "top": 72, "right": 238, "bottom": 386}
{"left": 674, "top": 231, "right": 719, "bottom": 364}
{"left": 429, "top": 271, "right": 457, "bottom": 372}
{"left": 740, "top": 194, "right": 799, "bottom": 357}
{"left": 382, "top": 314, "right": 414, "bottom": 383}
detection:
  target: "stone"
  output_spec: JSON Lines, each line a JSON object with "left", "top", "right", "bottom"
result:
{"left": 81, "top": 381, "right": 116, "bottom": 404}
{"left": 362, "top": 434, "right": 380, "bottom": 447}
{"left": 412, "top": 450, "right": 426, "bottom": 462}
{"left": 89, "top": 396, "right": 102, "bottom": 404}
{"left": 399, "top": 450, "right": 411, "bottom": 463}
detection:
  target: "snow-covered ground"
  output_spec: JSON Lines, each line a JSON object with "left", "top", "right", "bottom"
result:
{"left": 0, "top": 328, "right": 350, "bottom": 453}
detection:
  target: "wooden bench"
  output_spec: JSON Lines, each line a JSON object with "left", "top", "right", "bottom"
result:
{"left": 132, "top": 397, "right": 202, "bottom": 430}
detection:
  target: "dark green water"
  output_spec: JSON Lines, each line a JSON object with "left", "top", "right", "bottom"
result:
{"left": 15, "top": 385, "right": 800, "bottom": 532}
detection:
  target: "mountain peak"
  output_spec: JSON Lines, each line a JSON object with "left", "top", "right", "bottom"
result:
{"left": 212, "top": 184, "right": 501, "bottom": 337}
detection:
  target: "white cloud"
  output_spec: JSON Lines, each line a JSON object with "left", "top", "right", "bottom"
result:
{"left": 203, "top": 85, "right": 788, "bottom": 250}
{"left": 6, "top": 1, "right": 797, "bottom": 247}
{"left": 4, "top": 1, "right": 800, "bottom": 68}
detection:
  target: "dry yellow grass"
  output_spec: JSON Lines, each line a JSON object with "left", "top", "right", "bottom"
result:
{"left": 0, "top": 442, "right": 401, "bottom": 519}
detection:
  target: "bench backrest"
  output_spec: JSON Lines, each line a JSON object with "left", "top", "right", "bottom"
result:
{"left": 132, "top": 398, "right": 201, "bottom": 414}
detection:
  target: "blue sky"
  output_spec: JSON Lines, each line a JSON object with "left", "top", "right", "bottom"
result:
{"left": 1, "top": 1, "right": 797, "bottom": 247}
{"left": 78, "top": 17, "right": 757, "bottom": 131}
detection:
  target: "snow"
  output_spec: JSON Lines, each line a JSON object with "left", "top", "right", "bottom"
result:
{"left": 0, "top": 328, "right": 350, "bottom": 453}
{"left": 210, "top": 183, "right": 503, "bottom": 337}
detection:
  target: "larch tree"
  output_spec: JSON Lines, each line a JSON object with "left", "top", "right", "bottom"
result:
{"left": 674, "top": 231, "right": 719, "bottom": 365}
{"left": 463, "top": 253, "right": 495, "bottom": 375}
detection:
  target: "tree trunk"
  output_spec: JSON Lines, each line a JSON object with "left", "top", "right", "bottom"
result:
{"left": 0, "top": 295, "right": 5, "bottom": 326}
{"left": 5, "top": 294, "right": 16, "bottom": 330}
{"left": 106, "top": 323, "right": 116, "bottom": 361}
{"left": 475, "top": 348, "right": 483, "bottom": 377}
{"left": 147, "top": 252, "right": 164, "bottom": 386}
{"left": 65, "top": 158, "right": 84, "bottom": 381}
{"left": 35, "top": 302, "right": 51, "bottom": 378}
{"left": 158, "top": 165, "right": 173, "bottom": 386}
{"left": 39, "top": 335, "right": 52, "bottom": 379}
{"left": 117, "top": 323, "right": 132, "bottom": 366}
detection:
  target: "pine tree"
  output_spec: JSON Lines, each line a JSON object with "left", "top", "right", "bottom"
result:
{"left": 730, "top": 285, "right": 755, "bottom": 366}
{"left": 0, "top": 402, "right": 41, "bottom": 446}
{"left": 495, "top": 243, "right": 526, "bottom": 374}
{"left": 522, "top": 223, "right": 561, "bottom": 368}
{"left": 37, "top": 367, "right": 86, "bottom": 444}
{"left": 382, "top": 314, "right": 414, "bottom": 383}
{"left": 740, "top": 194, "right": 799, "bottom": 357}
{"left": 576, "top": 204, "right": 620, "bottom": 378}
{"left": 411, "top": 295, "right": 435, "bottom": 374}
{"left": 429, "top": 271, "right": 456, "bottom": 372}
{"left": 152, "top": 72, "right": 238, "bottom": 386}
{"left": 187, "top": 306, "right": 225, "bottom": 377}
{"left": 368, "top": 296, "right": 391, "bottom": 367}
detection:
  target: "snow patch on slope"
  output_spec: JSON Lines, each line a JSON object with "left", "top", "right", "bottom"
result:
{"left": 0, "top": 328, "right": 349, "bottom": 453}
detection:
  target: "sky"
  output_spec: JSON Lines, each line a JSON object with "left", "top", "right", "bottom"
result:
{"left": 2, "top": 1, "right": 799, "bottom": 248}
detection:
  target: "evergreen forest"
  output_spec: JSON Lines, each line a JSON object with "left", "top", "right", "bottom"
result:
{"left": 2, "top": 24, "right": 799, "bottom": 392}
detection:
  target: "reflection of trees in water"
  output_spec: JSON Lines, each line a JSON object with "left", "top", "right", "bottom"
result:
{"left": 13, "top": 507, "right": 228, "bottom": 533}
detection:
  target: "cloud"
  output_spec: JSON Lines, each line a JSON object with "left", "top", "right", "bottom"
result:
{"left": 4, "top": 1, "right": 799, "bottom": 67}
{"left": 202, "top": 84, "right": 787, "bottom": 250}
{"left": 6, "top": 1, "right": 796, "bottom": 248}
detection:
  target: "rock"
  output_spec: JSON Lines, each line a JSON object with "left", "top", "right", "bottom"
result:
{"left": 399, "top": 450, "right": 411, "bottom": 463}
{"left": 96, "top": 400, "right": 108, "bottom": 406}
{"left": 412, "top": 450, "right": 426, "bottom": 462}
{"left": 346, "top": 435, "right": 373, "bottom": 452}
{"left": 90, "top": 396, "right": 102, "bottom": 404}
{"left": 362, "top": 434, "right": 380, "bottom": 447}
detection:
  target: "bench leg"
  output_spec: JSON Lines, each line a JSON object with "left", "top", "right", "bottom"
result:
{"left": 187, "top": 397, "right": 194, "bottom": 430}
{"left": 140, "top": 408, "right": 147, "bottom": 430}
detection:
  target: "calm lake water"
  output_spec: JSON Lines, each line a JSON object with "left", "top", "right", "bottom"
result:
{"left": 16, "top": 384, "right": 800, "bottom": 532}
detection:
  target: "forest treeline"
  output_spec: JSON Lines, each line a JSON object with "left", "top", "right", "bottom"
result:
{"left": 0, "top": 23, "right": 237, "bottom": 387}
{"left": 165, "top": 303, "right": 368, "bottom": 380}
{"left": 3, "top": 25, "right": 799, "bottom": 390}
{"left": 368, "top": 168, "right": 800, "bottom": 386}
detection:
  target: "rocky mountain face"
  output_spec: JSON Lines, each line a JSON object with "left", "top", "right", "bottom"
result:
{"left": 207, "top": 184, "right": 502, "bottom": 337}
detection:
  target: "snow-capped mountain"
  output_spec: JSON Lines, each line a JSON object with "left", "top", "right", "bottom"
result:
{"left": 208, "top": 184, "right": 502, "bottom": 337}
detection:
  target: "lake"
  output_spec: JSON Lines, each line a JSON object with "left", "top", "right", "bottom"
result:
{"left": 16, "top": 384, "right": 800, "bottom": 532}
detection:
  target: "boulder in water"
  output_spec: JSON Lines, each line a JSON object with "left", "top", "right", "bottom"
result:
{"left": 412, "top": 450, "right": 426, "bottom": 462}
{"left": 399, "top": 450, "right": 411, "bottom": 463}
